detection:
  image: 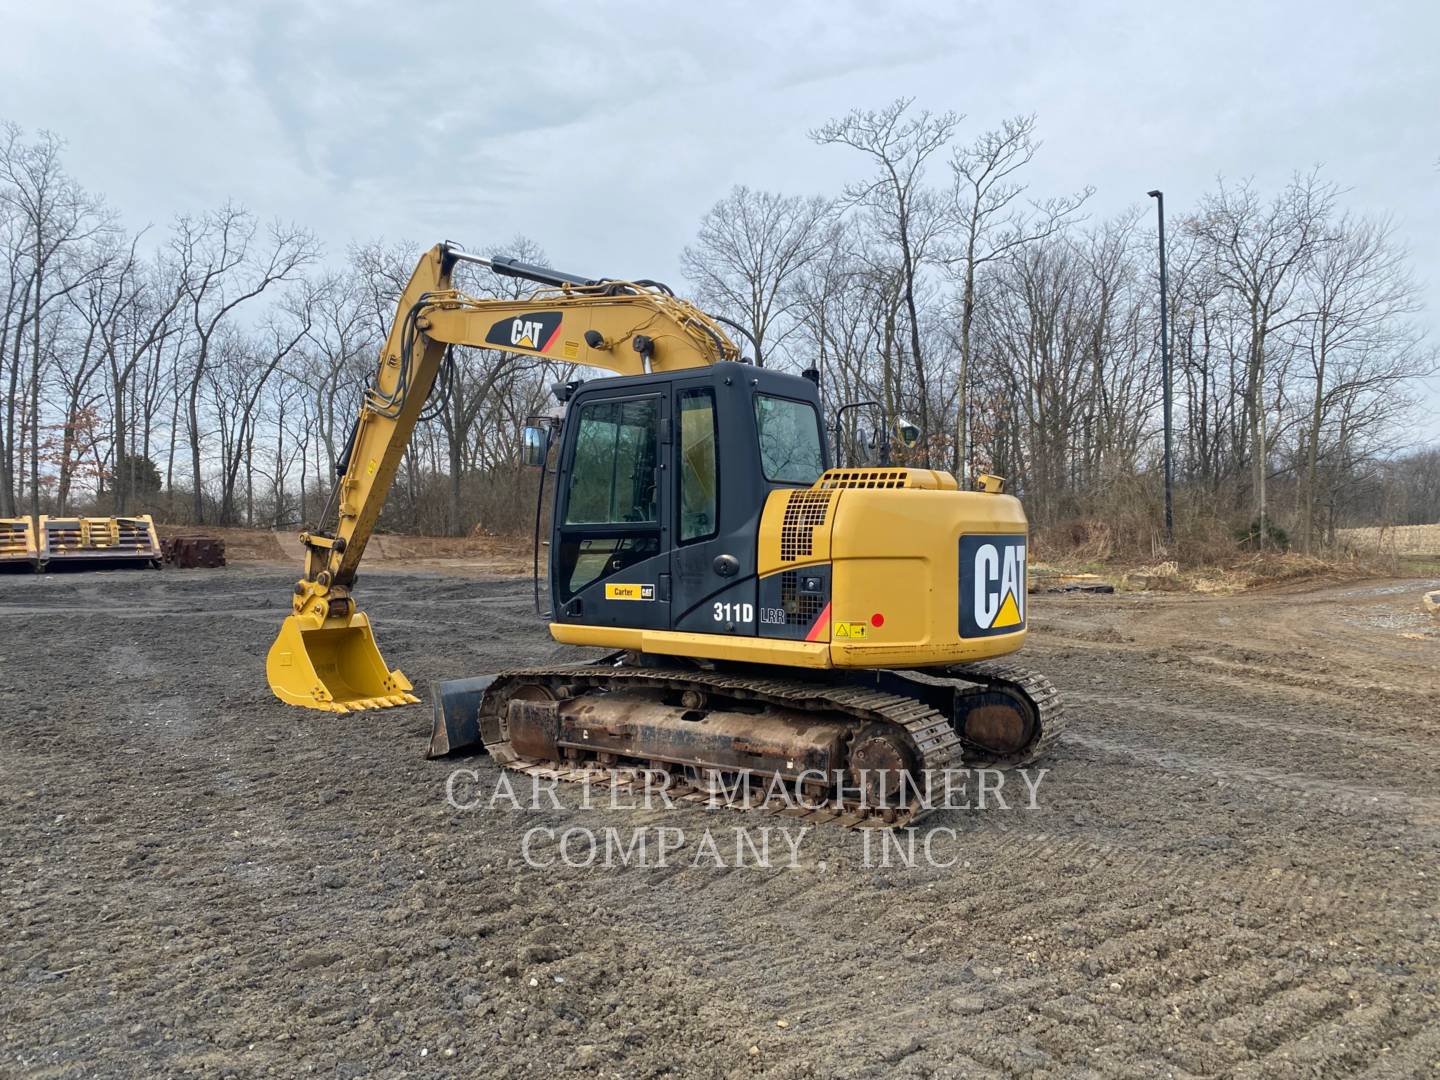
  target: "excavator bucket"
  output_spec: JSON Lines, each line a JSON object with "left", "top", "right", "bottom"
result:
{"left": 37, "top": 514, "right": 161, "bottom": 570}
{"left": 0, "top": 517, "right": 39, "bottom": 570}
{"left": 266, "top": 609, "right": 420, "bottom": 713}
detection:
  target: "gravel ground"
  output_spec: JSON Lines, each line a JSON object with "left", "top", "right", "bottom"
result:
{"left": 1, "top": 564, "right": 1437, "bottom": 1078}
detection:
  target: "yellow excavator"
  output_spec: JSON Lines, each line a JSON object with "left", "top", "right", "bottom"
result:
{"left": 266, "top": 242, "right": 1064, "bottom": 826}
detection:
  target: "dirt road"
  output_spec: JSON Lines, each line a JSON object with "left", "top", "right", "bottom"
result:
{"left": 2, "top": 565, "right": 1437, "bottom": 1077}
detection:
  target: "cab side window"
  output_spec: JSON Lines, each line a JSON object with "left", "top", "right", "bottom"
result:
{"left": 677, "top": 388, "right": 717, "bottom": 542}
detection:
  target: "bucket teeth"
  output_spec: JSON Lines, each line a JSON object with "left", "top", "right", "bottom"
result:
{"left": 309, "top": 695, "right": 415, "bottom": 713}
{"left": 353, "top": 696, "right": 406, "bottom": 710}
{"left": 338, "top": 696, "right": 397, "bottom": 714}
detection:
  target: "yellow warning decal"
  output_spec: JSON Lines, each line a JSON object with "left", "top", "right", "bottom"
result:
{"left": 833, "top": 621, "right": 868, "bottom": 640}
{"left": 366, "top": 459, "right": 377, "bottom": 476}
{"left": 605, "top": 583, "right": 655, "bottom": 601}
{"left": 563, "top": 339, "right": 581, "bottom": 360}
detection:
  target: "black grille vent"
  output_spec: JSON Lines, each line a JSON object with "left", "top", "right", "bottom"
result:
{"left": 815, "top": 468, "right": 915, "bottom": 489}
{"left": 780, "top": 489, "right": 832, "bottom": 561}
{"left": 780, "top": 570, "right": 825, "bottom": 625}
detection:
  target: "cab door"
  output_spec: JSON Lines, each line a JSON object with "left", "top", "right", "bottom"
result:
{"left": 551, "top": 388, "right": 671, "bottom": 630}
{"left": 667, "top": 366, "right": 831, "bottom": 638}
{"left": 669, "top": 378, "right": 757, "bottom": 634}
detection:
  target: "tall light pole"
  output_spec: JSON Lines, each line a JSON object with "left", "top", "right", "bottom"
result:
{"left": 1148, "top": 189, "right": 1175, "bottom": 543}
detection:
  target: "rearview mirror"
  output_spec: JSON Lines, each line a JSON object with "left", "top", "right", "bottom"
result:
{"left": 521, "top": 425, "right": 549, "bottom": 468}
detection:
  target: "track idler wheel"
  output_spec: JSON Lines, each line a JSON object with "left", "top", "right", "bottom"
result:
{"left": 957, "top": 689, "right": 1037, "bottom": 758}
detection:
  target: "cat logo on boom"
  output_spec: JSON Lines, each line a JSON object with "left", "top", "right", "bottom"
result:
{"left": 959, "top": 534, "right": 1026, "bottom": 637}
{"left": 485, "top": 311, "right": 563, "bottom": 354}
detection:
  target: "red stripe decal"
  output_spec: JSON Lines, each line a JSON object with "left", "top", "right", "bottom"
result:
{"left": 540, "top": 323, "right": 563, "bottom": 353}
{"left": 804, "top": 602, "right": 831, "bottom": 642}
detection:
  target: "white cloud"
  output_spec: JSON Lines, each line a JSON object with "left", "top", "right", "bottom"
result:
{"left": 3, "top": 0, "right": 1437, "bottom": 433}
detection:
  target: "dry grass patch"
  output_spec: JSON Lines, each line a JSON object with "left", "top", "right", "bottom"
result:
{"left": 1338, "top": 523, "right": 1440, "bottom": 556}
{"left": 1033, "top": 548, "right": 1386, "bottom": 595}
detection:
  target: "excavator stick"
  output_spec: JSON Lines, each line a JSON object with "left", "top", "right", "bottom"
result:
{"left": 0, "top": 517, "right": 39, "bottom": 570}
{"left": 266, "top": 610, "right": 420, "bottom": 713}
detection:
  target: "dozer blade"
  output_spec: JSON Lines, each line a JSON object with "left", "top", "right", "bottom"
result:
{"left": 428, "top": 675, "right": 500, "bottom": 757}
{"left": 266, "top": 611, "right": 420, "bottom": 713}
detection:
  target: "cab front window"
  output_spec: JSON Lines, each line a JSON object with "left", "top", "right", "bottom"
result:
{"left": 754, "top": 394, "right": 824, "bottom": 484}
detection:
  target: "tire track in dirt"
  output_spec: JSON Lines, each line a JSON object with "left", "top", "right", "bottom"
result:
{"left": 3, "top": 567, "right": 1438, "bottom": 1077}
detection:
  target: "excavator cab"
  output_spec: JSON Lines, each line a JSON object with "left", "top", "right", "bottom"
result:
{"left": 544, "top": 362, "right": 826, "bottom": 638}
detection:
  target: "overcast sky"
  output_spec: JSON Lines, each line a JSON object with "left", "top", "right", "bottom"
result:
{"left": 5, "top": 0, "right": 1439, "bottom": 441}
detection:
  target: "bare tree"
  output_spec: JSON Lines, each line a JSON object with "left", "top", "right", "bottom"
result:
{"left": 294, "top": 269, "right": 375, "bottom": 481}
{"left": 89, "top": 235, "right": 186, "bottom": 511}
{"left": 945, "top": 114, "right": 1090, "bottom": 476}
{"left": 792, "top": 218, "right": 890, "bottom": 454}
{"left": 172, "top": 204, "right": 317, "bottom": 521}
{"left": 209, "top": 287, "right": 314, "bottom": 523}
{"left": 349, "top": 239, "right": 423, "bottom": 519}
{"left": 0, "top": 194, "right": 27, "bottom": 515}
{"left": 680, "top": 187, "right": 832, "bottom": 367}
{"left": 436, "top": 236, "right": 556, "bottom": 535}
{"left": 54, "top": 250, "right": 114, "bottom": 511}
{"left": 1188, "top": 172, "right": 1339, "bottom": 544}
{"left": 1289, "top": 215, "right": 1424, "bottom": 549}
{"left": 0, "top": 123, "right": 114, "bottom": 515}
{"left": 971, "top": 236, "right": 1099, "bottom": 523}
{"left": 812, "top": 99, "right": 960, "bottom": 463}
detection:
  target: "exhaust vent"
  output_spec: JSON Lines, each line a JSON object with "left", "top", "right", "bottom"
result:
{"left": 814, "top": 468, "right": 958, "bottom": 491}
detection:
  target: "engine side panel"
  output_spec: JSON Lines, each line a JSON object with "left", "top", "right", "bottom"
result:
{"left": 825, "top": 488, "right": 1028, "bottom": 668}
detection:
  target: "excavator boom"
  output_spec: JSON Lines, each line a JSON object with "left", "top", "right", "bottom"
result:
{"left": 267, "top": 242, "right": 738, "bottom": 712}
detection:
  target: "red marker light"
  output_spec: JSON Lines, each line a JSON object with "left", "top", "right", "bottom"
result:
{"left": 871, "top": 613, "right": 885, "bottom": 627}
